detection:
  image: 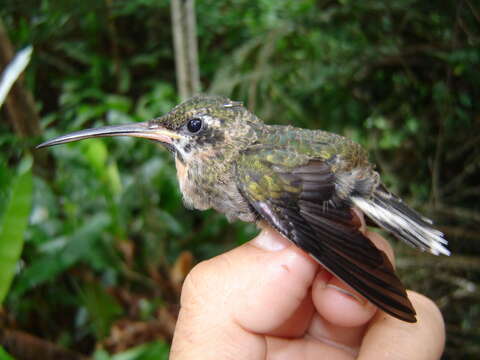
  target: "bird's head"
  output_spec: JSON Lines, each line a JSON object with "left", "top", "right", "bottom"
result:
{"left": 37, "top": 95, "right": 261, "bottom": 164}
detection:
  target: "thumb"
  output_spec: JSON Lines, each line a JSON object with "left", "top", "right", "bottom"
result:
{"left": 170, "top": 227, "right": 318, "bottom": 358}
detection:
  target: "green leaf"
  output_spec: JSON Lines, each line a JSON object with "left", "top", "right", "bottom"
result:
{"left": 93, "top": 341, "right": 169, "bottom": 360}
{"left": 0, "top": 157, "right": 33, "bottom": 304}
{"left": 81, "top": 140, "right": 123, "bottom": 196}
{"left": 0, "top": 346, "right": 15, "bottom": 360}
{"left": 11, "top": 213, "right": 111, "bottom": 297}
{"left": 106, "top": 162, "right": 122, "bottom": 196}
{"left": 79, "top": 282, "right": 123, "bottom": 339}
{"left": 82, "top": 139, "right": 108, "bottom": 176}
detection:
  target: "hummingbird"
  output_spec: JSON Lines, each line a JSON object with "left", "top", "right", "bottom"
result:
{"left": 37, "top": 95, "right": 450, "bottom": 323}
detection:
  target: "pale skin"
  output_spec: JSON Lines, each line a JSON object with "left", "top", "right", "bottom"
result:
{"left": 170, "top": 214, "right": 446, "bottom": 359}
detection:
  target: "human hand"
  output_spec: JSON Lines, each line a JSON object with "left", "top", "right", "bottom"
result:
{"left": 170, "top": 223, "right": 445, "bottom": 359}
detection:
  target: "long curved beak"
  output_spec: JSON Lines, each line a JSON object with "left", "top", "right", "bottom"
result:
{"left": 36, "top": 121, "right": 181, "bottom": 149}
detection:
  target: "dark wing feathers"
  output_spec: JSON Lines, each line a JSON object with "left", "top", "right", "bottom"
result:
{"left": 236, "top": 152, "right": 416, "bottom": 323}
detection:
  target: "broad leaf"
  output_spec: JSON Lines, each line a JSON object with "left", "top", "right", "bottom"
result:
{"left": 0, "top": 157, "right": 33, "bottom": 304}
{"left": 0, "top": 346, "right": 15, "bottom": 360}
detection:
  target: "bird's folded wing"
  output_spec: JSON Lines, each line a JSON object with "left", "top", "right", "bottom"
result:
{"left": 235, "top": 149, "right": 416, "bottom": 322}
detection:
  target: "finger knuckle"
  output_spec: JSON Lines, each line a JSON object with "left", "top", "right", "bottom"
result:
{"left": 182, "top": 259, "right": 213, "bottom": 292}
{"left": 408, "top": 290, "right": 446, "bottom": 334}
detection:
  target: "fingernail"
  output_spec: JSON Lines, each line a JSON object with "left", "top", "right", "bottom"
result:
{"left": 251, "top": 229, "right": 289, "bottom": 251}
{"left": 315, "top": 268, "right": 331, "bottom": 287}
{"left": 326, "top": 284, "right": 367, "bottom": 305}
{"left": 351, "top": 208, "right": 366, "bottom": 233}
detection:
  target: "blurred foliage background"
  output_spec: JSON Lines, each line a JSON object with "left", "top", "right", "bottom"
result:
{"left": 0, "top": 0, "right": 479, "bottom": 358}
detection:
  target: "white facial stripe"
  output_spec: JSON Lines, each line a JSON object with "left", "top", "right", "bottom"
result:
{"left": 202, "top": 114, "right": 219, "bottom": 127}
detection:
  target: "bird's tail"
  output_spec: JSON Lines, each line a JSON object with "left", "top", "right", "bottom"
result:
{"left": 352, "top": 186, "right": 450, "bottom": 256}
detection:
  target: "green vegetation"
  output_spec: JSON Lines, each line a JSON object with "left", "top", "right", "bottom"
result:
{"left": 1, "top": 0, "right": 479, "bottom": 358}
{"left": 0, "top": 157, "right": 32, "bottom": 304}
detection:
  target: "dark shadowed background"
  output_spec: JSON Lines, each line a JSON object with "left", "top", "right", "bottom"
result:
{"left": 0, "top": 0, "right": 479, "bottom": 359}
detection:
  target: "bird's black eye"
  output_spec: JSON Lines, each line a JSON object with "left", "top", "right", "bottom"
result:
{"left": 187, "top": 118, "right": 203, "bottom": 133}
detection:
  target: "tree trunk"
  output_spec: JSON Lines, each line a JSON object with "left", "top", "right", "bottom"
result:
{"left": 0, "top": 19, "right": 41, "bottom": 137}
{"left": 170, "top": 0, "right": 201, "bottom": 101}
{"left": 0, "top": 18, "right": 53, "bottom": 177}
{"left": 0, "top": 328, "right": 87, "bottom": 360}
{"left": 185, "top": 0, "right": 200, "bottom": 96}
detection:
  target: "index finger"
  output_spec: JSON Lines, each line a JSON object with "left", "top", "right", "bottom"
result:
{"left": 311, "top": 226, "right": 397, "bottom": 328}
{"left": 359, "top": 291, "right": 445, "bottom": 360}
